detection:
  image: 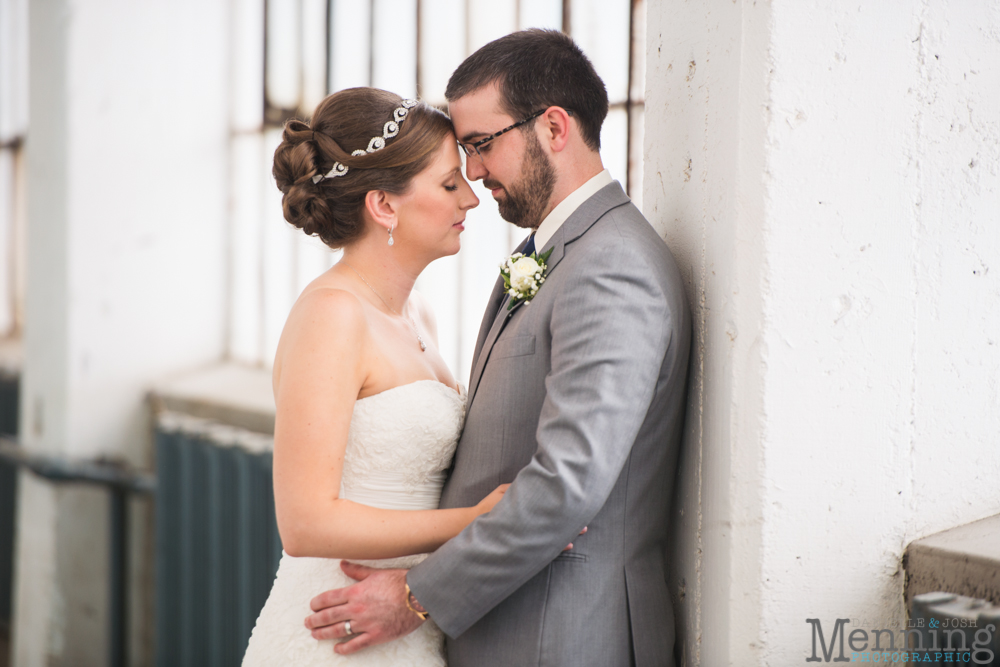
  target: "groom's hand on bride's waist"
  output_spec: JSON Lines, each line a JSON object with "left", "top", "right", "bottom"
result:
{"left": 305, "top": 561, "right": 424, "bottom": 655}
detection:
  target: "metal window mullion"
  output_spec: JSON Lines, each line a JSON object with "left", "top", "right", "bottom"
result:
{"left": 416, "top": 0, "right": 423, "bottom": 96}
{"left": 326, "top": 0, "right": 333, "bottom": 93}
{"left": 369, "top": 0, "right": 376, "bottom": 85}
{"left": 625, "top": 0, "right": 635, "bottom": 197}
{"left": 263, "top": 0, "right": 304, "bottom": 126}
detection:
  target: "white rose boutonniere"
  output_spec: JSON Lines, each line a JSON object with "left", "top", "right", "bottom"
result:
{"left": 499, "top": 246, "right": 554, "bottom": 311}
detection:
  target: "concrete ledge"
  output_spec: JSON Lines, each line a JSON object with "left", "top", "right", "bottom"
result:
{"left": 155, "top": 410, "right": 273, "bottom": 454}
{"left": 0, "top": 337, "right": 22, "bottom": 379}
{"left": 905, "top": 514, "right": 1000, "bottom": 608}
{"left": 149, "top": 363, "right": 275, "bottom": 435}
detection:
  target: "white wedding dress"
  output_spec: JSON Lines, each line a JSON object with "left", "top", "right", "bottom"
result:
{"left": 242, "top": 380, "right": 466, "bottom": 666}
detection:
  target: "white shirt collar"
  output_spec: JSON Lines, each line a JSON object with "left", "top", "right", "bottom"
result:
{"left": 533, "top": 169, "right": 614, "bottom": 252}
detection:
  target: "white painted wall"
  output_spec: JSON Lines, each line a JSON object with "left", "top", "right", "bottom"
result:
{"left": 13, "top": 0, "right": 230, "bottom": 663}
{"left": 646, "top": 1, "right": 1000, "bottom": 665}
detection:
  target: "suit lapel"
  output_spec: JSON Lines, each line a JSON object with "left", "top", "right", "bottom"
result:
{"left": 467, "top": 234, "right": 531, "bottom": 403}
{"left": 468, "top": 277, "right": 506, "bottom": 387}
{"left": 467, "top": 295, "right": 512, "bottom": 405}
{"left": 465, "top": 182, "right": 632, "bottom": 408}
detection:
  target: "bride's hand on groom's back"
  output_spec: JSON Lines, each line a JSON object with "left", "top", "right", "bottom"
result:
{"left": 564, "top": 525, "right": 587, "bottom": 552}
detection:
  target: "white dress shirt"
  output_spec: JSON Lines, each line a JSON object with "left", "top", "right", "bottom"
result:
{"left": 532, "top": 169, "right": 614, "bottom": 251}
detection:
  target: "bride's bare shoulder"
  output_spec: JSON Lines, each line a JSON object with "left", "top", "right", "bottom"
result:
{"left": 275, "top": 282, "right": 370, "bottom": 371}
{"left": 273, "top": 284, "right": 372, "bottom": 398}
{"left": 287, "top": 284, "right": 368, "bottom": 336}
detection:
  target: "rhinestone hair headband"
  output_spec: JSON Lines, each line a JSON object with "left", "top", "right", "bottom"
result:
{"left": 312, "top": 99, "right": 419, "bottom": 184}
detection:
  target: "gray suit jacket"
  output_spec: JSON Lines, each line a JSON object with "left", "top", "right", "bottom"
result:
{"left": 408, "top": 181, "right": 691, "bottom": 667}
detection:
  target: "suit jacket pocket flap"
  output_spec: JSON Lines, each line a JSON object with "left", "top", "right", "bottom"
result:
{"left": 492, "top": 335, "right": 535, "bottom": 359}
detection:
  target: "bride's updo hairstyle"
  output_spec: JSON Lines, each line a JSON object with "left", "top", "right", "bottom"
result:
{"left": 272, "top": 88, "right": 453, "bottom": 248}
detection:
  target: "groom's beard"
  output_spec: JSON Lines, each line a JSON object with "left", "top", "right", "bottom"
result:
{"left": 483, "top": 131, "right": 555, "bottom": 230}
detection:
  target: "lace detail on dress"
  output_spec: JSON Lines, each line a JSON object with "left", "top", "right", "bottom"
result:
{"left": 341, "top": 381, "right": 466, "bottom": 495}
{"left": 242, "top": 380, "right": 466, "bottom": 666}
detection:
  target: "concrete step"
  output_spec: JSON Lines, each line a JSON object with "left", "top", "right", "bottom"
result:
{"left": 905, "top": 514, "right": 1000, "bottom": 608}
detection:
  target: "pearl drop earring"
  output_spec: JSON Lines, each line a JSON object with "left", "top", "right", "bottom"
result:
{"left": 388, "top": 224, "right": 395, "bottom": 247}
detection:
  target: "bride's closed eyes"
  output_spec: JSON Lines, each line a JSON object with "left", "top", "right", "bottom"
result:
{"left": 443, "top": 167, "right": 464, "bottom": 192}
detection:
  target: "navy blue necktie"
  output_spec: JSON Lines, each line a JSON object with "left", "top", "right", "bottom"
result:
{"left": 522, "top": 233, "right": 536, "bottom": 257}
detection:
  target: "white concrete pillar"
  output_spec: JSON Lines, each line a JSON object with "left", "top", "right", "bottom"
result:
{"left": 13, "top": 0, "right": 230, "bottom": 663}
{"left": 644, "top": 2, "right": 771, "bottom": 664}
{"left": 646, "top": 1, "right": 1000, "bottom": 665}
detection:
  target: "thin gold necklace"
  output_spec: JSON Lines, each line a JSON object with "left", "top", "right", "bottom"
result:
{"left": 341, "top": 261, "right": 427, "bottom": 352}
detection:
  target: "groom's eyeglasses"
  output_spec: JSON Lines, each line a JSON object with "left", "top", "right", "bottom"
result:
{"left": 457, "top": 110, "right": 545, "bottom": 162}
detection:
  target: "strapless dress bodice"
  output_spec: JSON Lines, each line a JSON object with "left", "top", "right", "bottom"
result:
{"left": 341, "top": 380, "right": 466, "bottom": 512}
{"left": 242, "top": 380, "right": 466, "bottom": 666}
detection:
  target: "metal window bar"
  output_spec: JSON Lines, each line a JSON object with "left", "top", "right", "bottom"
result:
{"left": 625, "top": 0, "right": 637, "bottom": 198}
{"left": 0, "top": 460, "right": 14, "bottom": 663}
{"left": 0, "top": 427, "right": 283, "bottom": 667}
{"left": 0, "top": 437, "right": 153, "bottom": 667}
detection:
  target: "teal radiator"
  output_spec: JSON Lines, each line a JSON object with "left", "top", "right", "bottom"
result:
{"left": 155, "top": 423, "right": 281, "bottom": 666}
{"left": 0, "top": 373, "right": 18, "bottom": 661}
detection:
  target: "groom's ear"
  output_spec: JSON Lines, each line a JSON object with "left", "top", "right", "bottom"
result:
{"left": 539, "top": 107, "right": 573, "bottom": 153}
{"left": 363, "top": 189, "right": 398, "bottom": 232}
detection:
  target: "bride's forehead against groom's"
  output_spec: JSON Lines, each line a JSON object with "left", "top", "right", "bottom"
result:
{"left": 437, "top": 161, "right": 462, "bottom": 179}
{"left": 435, "top": 140, "right": 462, "bottom": 174}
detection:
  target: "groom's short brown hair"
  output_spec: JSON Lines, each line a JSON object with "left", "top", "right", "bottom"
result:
{"left": 445, "top": 29, "right": 609, "bottom": 151}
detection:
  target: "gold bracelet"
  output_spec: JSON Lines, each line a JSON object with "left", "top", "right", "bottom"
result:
{"left": 404, "top": 583, "right": 429, "bottom": 621}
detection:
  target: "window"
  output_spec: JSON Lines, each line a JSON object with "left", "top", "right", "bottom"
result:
{"left": 0, "top": 0, "right": 28, "bottom": 340}
{"left": 231, "top": 0, "right": 646, "bottom": 381}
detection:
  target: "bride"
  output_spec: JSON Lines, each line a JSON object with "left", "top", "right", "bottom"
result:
{"left": 241, "top": 88, "right": 500, "bottom": 665}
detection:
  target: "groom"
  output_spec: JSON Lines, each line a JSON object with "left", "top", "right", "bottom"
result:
{"left": 306, "top": 29, "right": 691, "bottom": 666}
